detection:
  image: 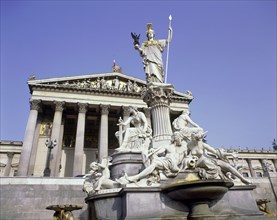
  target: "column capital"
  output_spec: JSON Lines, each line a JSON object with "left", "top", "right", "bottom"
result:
{"left": 78, "top": 103, "right": 88, "bottom": 113}
{"left": 142, "top": 84, "right": 174, "bottom": 107}
{"left": 54, "top": 101, "right": 65, "bottom": 112}
{"left": 30, "top": 99, "right": 41, "bottom": 111}
{"left": 100, "top": 104, "right": 110, "bottom": 115}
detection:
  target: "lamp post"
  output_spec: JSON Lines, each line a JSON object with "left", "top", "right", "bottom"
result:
{"left": 43, "top": 139, "right": 57, "bottom": 177}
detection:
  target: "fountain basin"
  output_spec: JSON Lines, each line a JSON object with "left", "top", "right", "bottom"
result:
{"left": 162, "top": 180, "right": 234, "bottom": 219}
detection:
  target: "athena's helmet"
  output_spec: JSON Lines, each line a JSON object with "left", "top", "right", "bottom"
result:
{"left": 146, "top": 23, "right": 155, "bottom": 37}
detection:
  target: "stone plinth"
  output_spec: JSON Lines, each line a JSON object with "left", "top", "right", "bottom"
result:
{"left": 110, "top": 152, "right": 144, "bottom": 180}
{"left": 85, "top": 171, "right": 265, "bottom": 220}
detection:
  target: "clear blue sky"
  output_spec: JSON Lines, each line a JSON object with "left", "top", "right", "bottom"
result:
{"left": 1, "top": 0, "right": 276, "bottom": 150}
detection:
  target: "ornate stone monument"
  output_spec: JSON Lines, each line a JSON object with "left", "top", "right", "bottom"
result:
{"left": 83, "top": 19, "right": 264, "bottom": 220}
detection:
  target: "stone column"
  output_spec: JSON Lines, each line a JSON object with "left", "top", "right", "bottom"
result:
{"left": 142, "top": 84, "right": 174, "bottom": 148}
{"left": 3, "top": 152, "right": 14, "bottom": 176}
{"left": 246, "top": 159, "right": 256, "bottom": 177}
{"left": 27, "top": 120, "right": 41, "bottom": 176}
{"left": 50, "top": 101, "right": 65, "bottom": 177}
{"left": 143, "top": 107, "right": 152, "bottom": 128}
{"left": 73, "top": 103, "right": 88, "bottom": 176}
{"left": 98, "top": 104, "right": 110, "bottom": 162}
{"left": 17, "top": 100, "right": 41, "bottom": 176}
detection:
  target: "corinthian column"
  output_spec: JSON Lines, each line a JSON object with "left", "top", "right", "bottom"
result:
{"left": 50, "top": 101, "right": 65, "bottom": 177}
{"left": 17, "top": 100, "right": 41, "bottom": 176}
{"left": 73, "top": 103, "right": 88, "bottom": 176}
{"left": 3, "top": 152, "right": 14, "bottom": 176}
{"left": 98, "top": 104, "right": 110, "bottom": 162}
{"left": 142, "top": 83, "right": 174, "bottom": 148}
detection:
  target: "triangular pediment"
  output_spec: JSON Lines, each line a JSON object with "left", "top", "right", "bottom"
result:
{"left": 28, "top": 72, "right": 147, "bottom": 95}
{"left": 28, "top": 72, "right": 193, "bottom": 101}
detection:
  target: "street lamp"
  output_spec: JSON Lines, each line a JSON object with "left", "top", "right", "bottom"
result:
{"left": 43, "top": 139, "right": 57, "bottom": 177}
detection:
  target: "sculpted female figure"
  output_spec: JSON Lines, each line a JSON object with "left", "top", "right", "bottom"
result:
{"left": 133, "top": 23, "right": 172, "bottom": 83}
{"left": 187, "top": 132, "right": 251, "bottom": 185}
{"left": 172, "top": 109, "right": 203, "bottom": 142}
{"left": 115, "top": 106, "right": 152, "bottom": 151}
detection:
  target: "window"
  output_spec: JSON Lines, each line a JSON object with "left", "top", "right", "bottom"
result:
{"left": 256, "top": 172, "right": 263, "bottom": 177}
{"left": 242, "top": 172, "right": 249, "bottom": 177}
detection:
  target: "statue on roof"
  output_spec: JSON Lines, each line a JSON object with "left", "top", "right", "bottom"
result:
{"left": 131, "top": 21, "right": 173, "bottom": 84}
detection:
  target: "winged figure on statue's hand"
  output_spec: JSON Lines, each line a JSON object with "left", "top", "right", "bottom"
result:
{"left": 131, "top": 32, "right": 140, "bottom": 46}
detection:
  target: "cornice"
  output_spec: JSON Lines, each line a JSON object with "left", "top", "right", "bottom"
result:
{"left": 28, "top": 72, "right": 193, "bottom": 103}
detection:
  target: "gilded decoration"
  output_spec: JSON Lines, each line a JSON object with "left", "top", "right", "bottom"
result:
{"left": 40, "top": 122, "right": 52, "bottom": 136}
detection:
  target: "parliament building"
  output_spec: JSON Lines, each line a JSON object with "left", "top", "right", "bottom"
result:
{"left": 0, "top": 65, "right": 276, "bottom": 219}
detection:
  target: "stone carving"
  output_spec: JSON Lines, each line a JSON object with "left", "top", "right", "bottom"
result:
{"left": 126, "top": 80, "right": 133, "bottom": 92}
{"left": 116, "top": 132, "right": 187, "bottom": 185}
{"left": 133, "top": 23, "right": 173, "bottom": 83}
{"left": 172, "top": 109, "right": 203, "bottom": 142}
{"left": 83, "top": 157, "right": 116, "bottom": 194}
{"left": 54, "top": 101, "right": 65, "bottom": 112}
{"left": 112, "top": 77, "right": 120, "bottom": 90}
{"left": 115, "top": 106, "right": 152, "bottom": 152}
{"left": 142, "top": 83, "right": 174, "bottom": 107}
{"left": 186, "top": 131, "right": 251, "bottom": 184}
{"left": 54, "top": 77, "right": 144, "bottom": 94}
{"left": 30, "top": 99, "right": 41, "bottom": 111}
{"left": 77, "top": 103, "right": 88, "bottom": 113}
{"left": 100, "top": 104, "right": 110, "bottom": 115}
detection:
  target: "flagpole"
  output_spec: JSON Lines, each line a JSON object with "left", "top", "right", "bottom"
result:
{"left": 165, "top": 15, "right": 172, "bottom": 84}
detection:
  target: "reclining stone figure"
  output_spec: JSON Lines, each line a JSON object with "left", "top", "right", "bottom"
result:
{"left": 186, "top": 131, "right": 251, "bottom": 185}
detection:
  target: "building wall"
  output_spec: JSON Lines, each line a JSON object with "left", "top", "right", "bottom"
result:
{"left": 0, "top": 177, "right": 88, "bottom": 220}
{"left": 0, "top": 175, "right": 276, "bottom": 220}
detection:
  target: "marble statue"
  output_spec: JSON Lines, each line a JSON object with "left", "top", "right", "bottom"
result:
{"left": 83, "top": 157, "right": 116, "bottom": 194}
{"left": 186, "top": 131, "right": 251, "bottom": 184}
{"left": 115, "top": 106, "right": 152, "bottom": 152}
{"left": 116, "top": 132, "right": 188, "bottom": 185}
{"left": 132, "top": 23, "right": 172, "bottom": 83}
{"left": 172, "top": 109, "right": 203, "bottom": 142}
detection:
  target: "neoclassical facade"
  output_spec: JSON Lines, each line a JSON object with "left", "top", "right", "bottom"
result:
{"left": 4, "top": 69, "right": 193, "bottom": 177}
{"left": 1, "top": 70, "right": 276, "bottom": 178}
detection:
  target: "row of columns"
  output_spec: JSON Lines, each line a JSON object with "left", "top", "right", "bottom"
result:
{"left": 246, "top": 158, "right": 277, "bottom": 177}
{"left": 17, "top": 100, "right": 150, "bottom": 177}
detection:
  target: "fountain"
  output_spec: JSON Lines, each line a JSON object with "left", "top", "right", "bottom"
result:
{"left": 83, "top": 19, "right": 264, "bottom": 220}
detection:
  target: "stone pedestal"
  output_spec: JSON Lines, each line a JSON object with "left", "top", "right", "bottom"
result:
{"left": 142, "top": 83, "right": 174, "bottom": 148}
{"left": 110, "top": 152, "right": 145, "bottom": 180}
{"left": 85, "top": 180, "right": 264, "bottom": 220}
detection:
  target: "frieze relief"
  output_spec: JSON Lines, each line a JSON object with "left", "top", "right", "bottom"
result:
{"left": 48, "top": 77, "right": 145, "bottom": 95}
